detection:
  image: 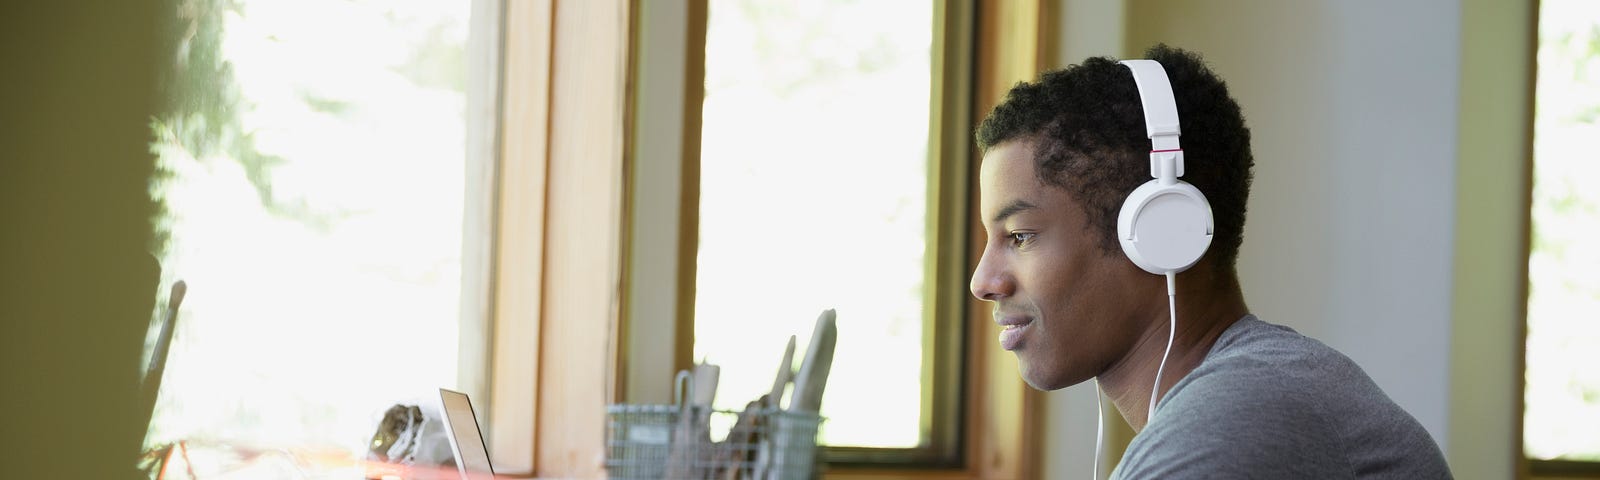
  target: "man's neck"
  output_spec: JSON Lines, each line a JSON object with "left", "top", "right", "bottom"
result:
{"left": 1097, "top": 269, "right": 1249, "bottom": 431}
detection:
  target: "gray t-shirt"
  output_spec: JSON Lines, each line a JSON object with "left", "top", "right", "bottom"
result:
{"left": 1110, "top": 315, "right": 1452, "bottom": 479}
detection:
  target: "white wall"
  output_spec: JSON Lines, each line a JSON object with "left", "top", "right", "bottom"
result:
{"left": 1048, "top": 0, "right": 1486, "bottom": 477}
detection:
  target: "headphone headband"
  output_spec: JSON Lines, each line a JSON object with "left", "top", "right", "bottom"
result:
{"left": 1119, "top": 60, "right": 1182, "bottom": 149}
{"left": 1120, "top": 59, "right": 1185, "bottom": 181}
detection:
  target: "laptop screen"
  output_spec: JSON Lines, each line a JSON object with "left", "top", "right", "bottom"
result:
{"left": 439, "top": 388, "right": 494, "bottom": 479}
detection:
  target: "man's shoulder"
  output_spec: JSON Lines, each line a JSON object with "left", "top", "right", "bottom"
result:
{"left": 1116, "top": 343, "right": 1355, "bottom": 479}
{"left": 1153, "top": 319, "right": 1346, "bottom": 433}
{"left": 1113, "top": 316, "right": 1453, "bottom": 480}
{"left": 1159, "top": 316, "right": 1405, "bottom": 434}
{"left": 1204, "top": 316, "right": 1351, "bottom": 367}
{"left": 1174, "top": 316, "right": 1369, "bottom": 403}
{"left": 1121, "top": 317, "right": 1362, "bottom": 470}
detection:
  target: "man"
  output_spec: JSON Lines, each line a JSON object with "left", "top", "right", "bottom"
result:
{"left": 968, "top": 45, "right": 1452, "bottom": 478}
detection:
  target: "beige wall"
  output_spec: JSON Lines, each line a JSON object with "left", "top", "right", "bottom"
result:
{"left": 1451, "top": 0, "right": 1532, "bottom": 477}
{"left": 0, "top": 2, "right": 166, "bottom": 478}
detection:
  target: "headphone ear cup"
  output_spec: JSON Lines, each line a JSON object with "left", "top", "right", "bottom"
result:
{"left": 1117, "top": 179, "right": 1216, "bottom": 274}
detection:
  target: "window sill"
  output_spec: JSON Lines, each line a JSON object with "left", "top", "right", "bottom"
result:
{"left": 823, "top": 467, "right": 988, "bottom": 480}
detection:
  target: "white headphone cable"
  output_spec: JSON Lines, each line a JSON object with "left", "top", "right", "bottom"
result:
{"left": 1149, "top": 272, "right": 1177, "bottom": 422}
{"left": 1093, "top": 378, "right": 1104, "bottom": 480}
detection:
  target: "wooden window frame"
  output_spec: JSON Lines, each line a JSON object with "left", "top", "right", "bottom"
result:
{"left": 1532, "top": 460, "right": 1600, "bottom": 479}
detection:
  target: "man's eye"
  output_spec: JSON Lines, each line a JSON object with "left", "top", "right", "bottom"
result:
{"left": 1008, "top": 232, "right": 1035, "bottom": 247}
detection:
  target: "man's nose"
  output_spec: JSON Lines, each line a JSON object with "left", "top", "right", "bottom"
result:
{"left": 970, "top": 247, "right": 1012, "bottom": 301}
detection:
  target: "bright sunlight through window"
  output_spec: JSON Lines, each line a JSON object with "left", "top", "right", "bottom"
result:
{"left": 145, "top": 0, "right": 474, "bottom": 463}
{"left": 1526, "top": 0, "right": 1600, "bottom": 462}
{"left": 694, "top": 0, "right": 933, "bottom": 449}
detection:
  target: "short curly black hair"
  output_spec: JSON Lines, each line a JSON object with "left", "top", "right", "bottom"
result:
{"left": 976, "top": 44, "right": 1254, "bottom": 270}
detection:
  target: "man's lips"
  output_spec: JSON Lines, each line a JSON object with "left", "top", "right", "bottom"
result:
{"left": 995, "top": 313, "right": 1033, "bottom": 351}
{"left": 995, "top": 315, "right": 1032, "bottom": 327}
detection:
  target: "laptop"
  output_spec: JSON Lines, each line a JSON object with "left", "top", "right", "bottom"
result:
{"left": 438, "top": 388, "right": 496, "bottom": 480}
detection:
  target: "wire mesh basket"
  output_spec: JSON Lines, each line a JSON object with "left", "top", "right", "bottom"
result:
{"left": 605, "top": 377, "right": 823, "bottom": 480}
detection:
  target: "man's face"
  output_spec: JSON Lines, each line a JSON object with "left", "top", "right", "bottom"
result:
{"left": 970, "top": 139, "right": 1152, "bottom": 390}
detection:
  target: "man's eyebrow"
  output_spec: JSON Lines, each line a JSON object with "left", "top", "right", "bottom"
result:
{"left": 992, "top": 199, "right": 1036, "bottom": 224}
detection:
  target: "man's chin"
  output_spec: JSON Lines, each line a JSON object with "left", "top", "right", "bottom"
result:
{"left": 1017, "top": 358, "right": 1087, "bottom": 391}
{"left": 1017, "top": 362, "right": 1065, "bottom": 391}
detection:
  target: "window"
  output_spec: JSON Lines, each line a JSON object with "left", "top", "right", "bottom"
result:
{"left": 1526, "top": 0, "right": 1600, "bottom": 472}
{"left": 691, "top": 0, "right": 956, "bottom": 463}
{"left": 144, "top": 0, "right": 490, "bottom": 468}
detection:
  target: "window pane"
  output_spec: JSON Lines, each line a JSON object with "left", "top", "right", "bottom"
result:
{"left": 145, "top": 0, "right": 474, "bottom": 462}
{"left": 695, "top": 0, "right": 933, "bottom": 449}
{"left": 1526, "top": 0, "right": 1600, "bottom": 462}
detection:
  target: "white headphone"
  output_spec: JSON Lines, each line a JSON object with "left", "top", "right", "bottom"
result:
{"left": 1116, "top": 60, "right": 1214, "bottom": 275}
{"left": 1093, "top": 60, "right": 1215, "bottom": 480}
